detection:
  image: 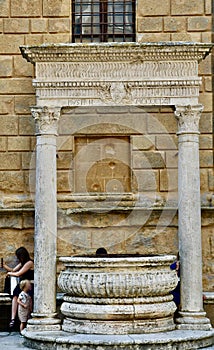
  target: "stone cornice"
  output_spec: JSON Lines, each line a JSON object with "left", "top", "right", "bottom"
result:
{"left": 20, "top": 42, "right": 212, "bottom": 63}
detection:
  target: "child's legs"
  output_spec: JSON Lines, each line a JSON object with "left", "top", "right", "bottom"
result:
{"left": 20, "top": 322, "right": 27, "bottom": 332}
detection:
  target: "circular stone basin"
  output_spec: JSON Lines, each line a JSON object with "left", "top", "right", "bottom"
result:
{"left": 58, "top": 254, "right": 178, "bottom": 335}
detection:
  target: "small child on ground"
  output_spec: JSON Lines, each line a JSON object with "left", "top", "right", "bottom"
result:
{"left": 17, "top": 279, "right": 32, "bottom": 332}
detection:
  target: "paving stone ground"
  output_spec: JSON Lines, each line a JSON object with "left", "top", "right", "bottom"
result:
{"left": 0, "top": 333, "right": 32, "bottom": 350}
{"left": 0, "top": 332, "right": 213, "bottom": 350}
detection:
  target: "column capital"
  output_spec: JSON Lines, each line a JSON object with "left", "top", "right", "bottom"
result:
{"left": 31, "top": 106, "right": 61, "bottom": 136}
{"left": 175, "top": 104, "right": 203, "bottom": 135}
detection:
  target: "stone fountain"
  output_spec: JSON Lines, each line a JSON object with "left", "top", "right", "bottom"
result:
{"left": 24, "top": 253, "right": 214, "bottom": 349}
{"left": 58, "top": 255, "right": 177, "bottom": 335}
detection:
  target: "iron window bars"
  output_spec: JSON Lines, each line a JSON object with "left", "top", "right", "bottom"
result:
{"left": 72, "top": 0, "right": 135, "bottom": 42}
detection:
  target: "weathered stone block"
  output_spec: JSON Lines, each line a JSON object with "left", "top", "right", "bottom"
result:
{"left": 31, "top": 19, "right": 47, "bottom": 33}
{"left": 0, "top": 116, "right": 18, "bottom": 135}
{"left": 199, "top": 135, "right": 213, "bottom": 150}
{"left": 160, "top": 169, "right": 178, "bottom": 192}
{"left": 42, "top": 33, "right": 70, "bottom": 43}
{"left": 0, "top": 79, "right": 34, "bottom": 94}
{"left": 199, "top": 113, "right": 213, "bottom": 133}
{"left": 0, "top": 137, "right": 6, "bottom": 151}
{"left": 147, "top": 113, "right": 177, "bottom": 134}
{"left": 4, "top": 18, "right": 29, "bottom": 33}
{"left": 188, "top": 17, "right": 211, "bottom": 31}
{"left": 0, "top": 153, "right": 20, "bottom": 170}
{"left": 134, "top": 169, "right": 159, "bottom": 191}
{"left": 165, "top": 151, "right": 178, "bottom": 169}
{"left": 0, "top": 35, "right": 25, "bottom": 54}
{"left": 19, "top": 115, "right": 35, "bottom": 135}
{"left": 137, "top": 17, "right": 162, "bottom": 32}
{"left": 200, "top": 150, "right": 213, "bottom": 168}
{"left": 205, "top": 0, "right": 212, "bottom": 14}
{"left": 204, "top": 77, "right": 212, "bottom": 92}
{"left": 156, "top": 135, "right": 177, "bottom": 150}
{"left": 8, "top": 136, "right": 30, "bottom": 151}
{"left": 133, "top": 151, "right": 165, "bottom": 169}
{"left": 57, "top": 136, "right": 73, "bottom": 151}
{"left": 0, "top": 19, "right": 3, "bottom": 33}
{"left": 200, "top": 169, "right": 209, "bottom": 192}
{"left": 164, "top": 17, "right": 186, "bottom": 32}
{"left": 24, "top": 169, "right": 35, "bottom": 194}
{"left": 11, "top": 0, "right": 42, "bottom": 17}
{"left": 208, "top": 169, "right": 214, "bottom": 191}
{"left": 23, "top": 214, "right": 34, "bottom": 229}
{"left": 201, "top": 32, "right": 212, "bottom": 43}
{"left": 48, "top": 18, "right": 70, "bottom": 33}
{"left": 138, "top": 0, "right": 170, "bottom": 16}
{"left": 172, "top": 33, "right": 191, "bottom": 41}
{"left": 15, "top": 95, "right": 35, "bottom": 114}
{"left": 22, "top": 152, "right": 35, "bottom": 170}
{"left": 171, "top": 0, "right": 204, "bottom": 15}
{"left": 199, "top": 55, "right": 212, "bottom": 75}
{"left": 190, "top": 32, "right": 202, "bottom": 42}
{"left": 0, "top": 56, "right": 12, "bottom": 77}
{"left": 0, "top": 171, "right": 25, "bottom": 193}
{"left": 0, "top": 0, "right": 9, "bottom": 17}
{"left": 125, "top": 227, "right": 178, "bottom": 255}
{"left": 57, "top": 152, "right": 73, "bottom": 170}
{"left": 138, "top": 33, "right": 171, "bottom": 42}
{"left": 199, "top": 93, "right": 213, "bottom": 112}
{"left": 25, "top": 34, "right": 44, "bottom": 45}
{"left": 0, "top": 214, "right": 22, "bottom": 229}
{"left": 57, "top": 170, "right": 72, "bottom": 192}
{"left": 132, "top": 135, "right": 155, "bottom": 151}
{"left": 30, "top": 136, "right": 36, "bottom": 150}
{"left": 0, "top": 96, "right": 14, "bottom": 115}
{"left": 14, "top": 56, "right": 34, "bottom": 77}
{"left": 171, "top": 33, "right": 192, "bottom": 41}
{"left": 43, "top": 0, "right": 70, "bottom": 17}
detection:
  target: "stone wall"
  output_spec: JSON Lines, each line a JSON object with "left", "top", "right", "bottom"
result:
{"left": 0, "top": 0, "right": 213, "bottom": 294}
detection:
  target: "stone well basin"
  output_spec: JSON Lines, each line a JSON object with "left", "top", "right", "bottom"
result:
{"left": 58, "top": 254, "right": 178, "bottom": 335}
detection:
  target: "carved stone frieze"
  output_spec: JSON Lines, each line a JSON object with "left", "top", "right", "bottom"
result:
{"left": 31, "top": 106, "right": 61, "bottom": 135}
{"left": 35, "top": 61, "right": 198, "bottom": 80}
{"left": 175, "top": 104, "right": 203, "bottom": 134}
{"left": 20, "top": 43, "right": 212, "bottom": 108}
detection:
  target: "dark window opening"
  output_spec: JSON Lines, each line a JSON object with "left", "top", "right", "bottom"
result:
{"left": 72, "top": 0, "right": 135, "bottom": 43}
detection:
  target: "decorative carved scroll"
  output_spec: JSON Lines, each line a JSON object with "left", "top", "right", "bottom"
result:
{"left": 31, "top": 106, "right": 61, "bottom": 135}
{"left": 175, "top": 105, "right": 203, "bottom": 134}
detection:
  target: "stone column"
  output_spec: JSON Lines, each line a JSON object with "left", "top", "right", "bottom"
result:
{"left": 175, "top": 105, "right": 211, "bottom": 330}
{"left": 27, "top": 106, "right": 61, "bottom": 331}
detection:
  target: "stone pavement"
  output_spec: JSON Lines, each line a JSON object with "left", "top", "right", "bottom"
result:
{"left": 0, "top": 332, "right": 213, "bottom": 350}
{"left": 0, "top": 333, "right": 32, "bottom": 350}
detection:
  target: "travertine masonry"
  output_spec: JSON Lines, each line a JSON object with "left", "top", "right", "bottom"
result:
{"left": 0, "top": 1, "right": 213, "bottom": 326}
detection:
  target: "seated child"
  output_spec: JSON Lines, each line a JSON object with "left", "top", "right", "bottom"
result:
{"left": 17, "top": 279, "right": 32, "bottom": 333}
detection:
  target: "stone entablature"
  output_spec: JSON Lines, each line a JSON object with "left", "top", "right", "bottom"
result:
{"left": 20, "top": 42, "right": 212, "bottom": 107}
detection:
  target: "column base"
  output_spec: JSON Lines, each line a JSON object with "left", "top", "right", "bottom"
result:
{"left": 176, "top": 311, "right": 212, "bottom": 331}
{"left": 27, "top": 314, "right": 61, "bottom": 332}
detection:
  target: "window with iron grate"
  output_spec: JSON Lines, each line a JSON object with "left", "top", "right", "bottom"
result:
{"left": 72, "top": 0, "right": 135, "bottom": 43}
